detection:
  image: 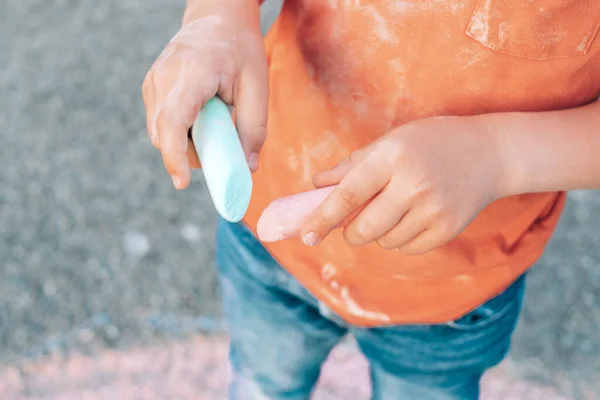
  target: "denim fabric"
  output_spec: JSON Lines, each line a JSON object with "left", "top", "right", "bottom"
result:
{"left": 216, "top": 220, "right": 525, "bottom": 400}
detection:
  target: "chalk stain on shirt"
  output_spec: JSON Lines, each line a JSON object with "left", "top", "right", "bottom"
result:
{"left": 387, "top": 58, "right": 407, "bottom": 90}
{"left": 350, "top": 93, "right": 370, "bottom": 116}
{"left": 388, "top": 58, "right": 405, "bottom": 73}
{"left": 387, "top": 1, "right": 415, "bottom": 15}
{"left": 497, "top": 22, "right": 510, "bottom": 46}
{"left": 444, "top": 0, "right": 467, "bottom": 12}
{"left": 312, "top": 131, "right": 342, "bottom": 156}
{"left": 383, "top": 106, "right": 397, "bottom": 130}
{"left": 298, "top": 131, "right": 342, "bottom": 182}
{"left": 343, "top": 0, "right": 362, "bottom": 11}
{"left": 539, "top": 29, "right": 567, "bottom": 47}
{"left": 321, "top": 262, "right": 338, "bottom": 281}
{"left": 453, "top": 274, "right": 474, "bottom": 282}
{"left": 388, "top": 0, "right": 466, "bottom": 15}
{"left": 468, "top": 0, "right": 492, "bottom": 44}
{"left": 578, "top": 32, "right": 593, "bottom": 53}
{"left": 287, "top": 148, "right": 300, "bottom": 172}
{"left": 456, "top": 47, "right": 490, "bottom": 72}
{"left": 337, "top": 117, "right": 352, "bottom": 134}
{"left": 301, "top": 152, "right": 313, "bottom": 183}
{"left": 340, "top": 287, "right": 391, "bottom": 322}
{"left": 362, "top": 5, "right": 399, "bottom": 44}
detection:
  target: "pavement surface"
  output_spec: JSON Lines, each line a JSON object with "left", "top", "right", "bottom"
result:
{"left": 1, "top": 0, "right": 600, "bottom": 398}
{"left": 0, "top": 338, "right": 572, "bottom": 400}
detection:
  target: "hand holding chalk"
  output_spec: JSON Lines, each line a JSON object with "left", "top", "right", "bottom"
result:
{"left": 191, "top": 97, "right": 253, "bottom": 223}
{"left": 257, "top": 186, "right": 336, "bottom": 242}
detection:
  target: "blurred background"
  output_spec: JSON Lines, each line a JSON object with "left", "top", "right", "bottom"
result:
{"left": 1, "top": 0, "right": 600, "bottom": 399}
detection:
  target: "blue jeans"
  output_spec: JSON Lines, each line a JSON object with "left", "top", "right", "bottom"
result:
{"left": 216, "top": 220, "right": 525, "bottom": 400}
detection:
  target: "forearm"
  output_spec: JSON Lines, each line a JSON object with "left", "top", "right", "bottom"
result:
{"left": 484, "top": 100, "right": 600, "bottom": 196}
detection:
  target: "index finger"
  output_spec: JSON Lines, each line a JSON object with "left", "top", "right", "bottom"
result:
{"left": 154, "top": 57, "right": 219, "bottom": 189}
{"left": 300, "top": 154, "right": 390, "bottom": 246}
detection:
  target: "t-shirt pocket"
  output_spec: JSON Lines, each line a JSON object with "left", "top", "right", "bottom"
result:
{"left": 466, "top": 0, "right": 600, "bottom": 60}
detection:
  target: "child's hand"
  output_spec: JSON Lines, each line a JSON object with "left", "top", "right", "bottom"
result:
{"left": 301, "top": 116, "right": 507, "bottom": 254}
{"left": 142, "top": 0, "right": 267, "bottom": 189}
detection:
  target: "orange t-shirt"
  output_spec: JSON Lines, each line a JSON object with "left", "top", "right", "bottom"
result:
{"left": 243, "top": 0, "right": 600, "bottom": 326}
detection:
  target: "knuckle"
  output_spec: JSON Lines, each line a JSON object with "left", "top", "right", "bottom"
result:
{"left": 238, "top": 115, "right": 267, "bottom": 140}
{"left": 337, "top": 188, "right": 358, "bottom": 210}
{"left": 161, "top": 155, "right": 177, "bottom": 174}
{"left": 378, "top": 139, "right": 403, "bottom": 163}
{"left": 411, "top": 180, "right": 433, "bottom": 199}
{"left": 156, "top": 104, "right": 187, "bottom": 132}
{"left": 343, "top": 224, "right": 370, "bottom": 246}
{"left": 437, "top": 217, "right": 459, "bottom": 238}
{"left": 348, "top": 150, "right": 362, "bottom": 164}
{"left": 154, "top": 108, "right": 168, "bottom": 130}
{"left": 342, "top": 228, "right": 357, "bottom": 245}
{"left": 403, "top": 243, "right": 426, "bottom": 255}
{"left": 162, "top": 136, "right": 186, "bottom": 154}
{"left": 426, "top": 198, "right": 446, "bottom": 220}
{"left": 313, "top": 210, "right": 336, "bottom": 231}
{"left": 247, "top": 122, "right": 268, "bottom": 142}
{"left": 376, "top": 236, "right": 397, "bottom": 250}
{"left": 400, "top": 237, "right": 431, "bottom": 255}
{"left": 163, "top": 150, "right": 187, "bottom": 169}
{"left": 218, "top": 61, "right": 237, "bottom": 88}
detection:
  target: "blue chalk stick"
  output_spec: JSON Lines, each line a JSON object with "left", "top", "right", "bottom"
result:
{"left": 191, "top": 97, "right": 252, "bottom": 223}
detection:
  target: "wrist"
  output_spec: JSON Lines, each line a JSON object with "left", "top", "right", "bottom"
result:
{"left": 479, "top": 112, "right": 532, "bottom": 198}
{"left": 183, "top": 0, "right": 260, "bottom": 27}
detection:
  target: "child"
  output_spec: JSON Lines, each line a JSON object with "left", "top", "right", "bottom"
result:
{"left": 142, "top": 0, "right": 600, "bottom": 398}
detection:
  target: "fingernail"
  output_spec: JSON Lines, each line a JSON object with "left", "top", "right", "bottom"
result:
{"left": 247, "top": 153, "right": 259, "bottom": 172}
{"left": 302, "top": 232, "right": 320, "bottom": 246}
{"left": 171, "top": 175, "right": 181, "bottom": 190}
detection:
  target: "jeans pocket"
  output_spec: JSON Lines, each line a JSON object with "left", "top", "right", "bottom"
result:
{"left": 445, "top": 275, "right": 525, "bottom": 332}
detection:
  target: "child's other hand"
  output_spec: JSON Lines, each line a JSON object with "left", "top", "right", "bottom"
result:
{"left": 142, "top": 0, "right": 267, "bottom": 190}
{"left": 301, "top": 116, "right": 507, "bottom": 254}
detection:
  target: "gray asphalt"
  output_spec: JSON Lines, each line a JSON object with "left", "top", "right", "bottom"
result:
{"left": 1, "top": 0, "right": 600, "bottom": 398}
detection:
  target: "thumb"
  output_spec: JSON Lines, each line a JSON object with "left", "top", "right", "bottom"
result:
{"left": 234, "top": 62, "right": 268, "bottom": 172}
